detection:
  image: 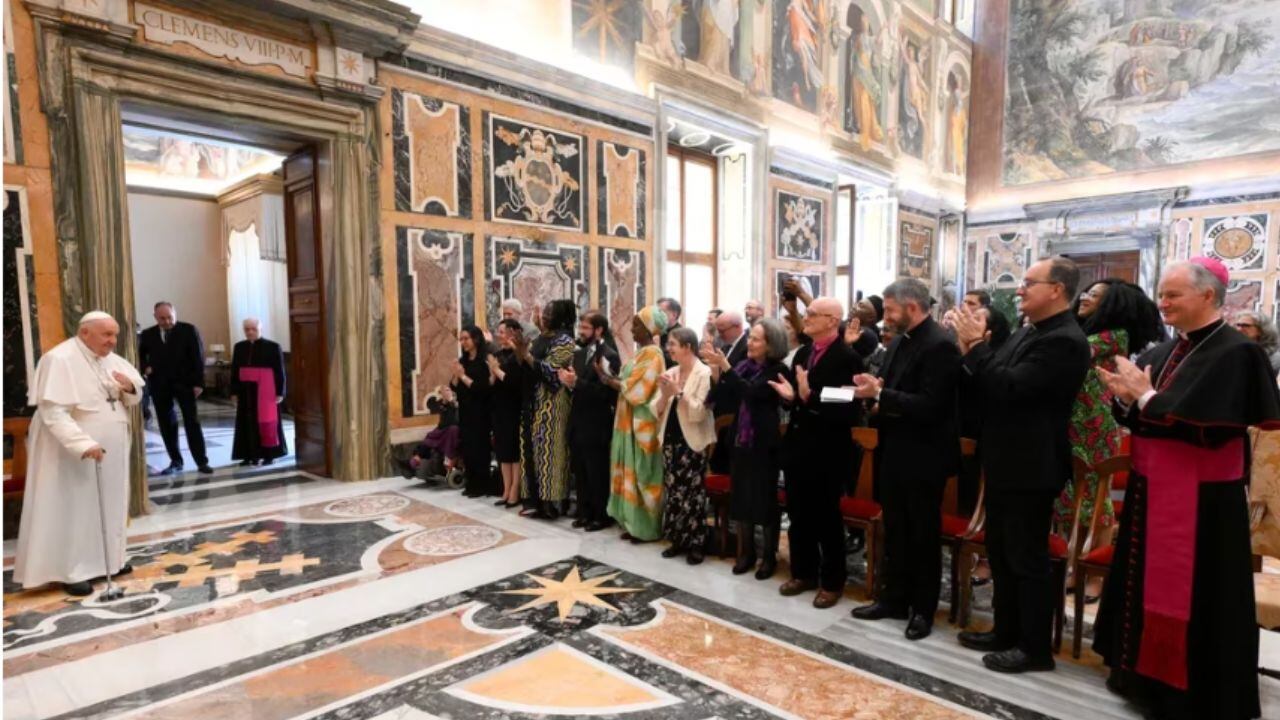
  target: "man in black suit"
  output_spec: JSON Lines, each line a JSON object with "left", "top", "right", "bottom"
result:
{"left": 849, "top": 278, "right": 960, "bottom": 640}
{"left": 714, "top": 311, "right": 748, "bottom": 366}
{"left": 775, "top": 296, "right": 864, "bottom": 609}
{"left": 559, "top": 311, "right": 620, "bottom": 531}
{"left": 950, "top": 257, "right": 1090, "bottom": 673}
{"left": 706, "top": 311, "right": 748, "bottom": 473}
{"left": 138, "top": 301, "right": 212, "bottom": 475}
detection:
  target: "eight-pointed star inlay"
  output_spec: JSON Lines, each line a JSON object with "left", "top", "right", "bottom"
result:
{"left": 498, "top": 565, "right": 640, "bottom": 621}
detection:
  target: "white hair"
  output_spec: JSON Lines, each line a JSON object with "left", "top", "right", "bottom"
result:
{"left": 1166, "top": 261, "right": 1225, "bottom": 307}
{"left": 501, "top": 298, "right": 524, "bottom": 313}
{"left": 242, "top": 317, "right": 261, "bottom": 327}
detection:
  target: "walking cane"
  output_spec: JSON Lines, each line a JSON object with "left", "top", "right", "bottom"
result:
{"left": 92, "top": 458, "right": 125, "bottom": 601}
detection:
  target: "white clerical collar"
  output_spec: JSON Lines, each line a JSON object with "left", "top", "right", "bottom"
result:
{"left": 75, "top": 337, "right": 104, "bottom": 361}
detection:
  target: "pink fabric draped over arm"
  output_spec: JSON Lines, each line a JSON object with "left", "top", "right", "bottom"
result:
{"left": 238, "top": 367, "right": 280, "bottom": 448}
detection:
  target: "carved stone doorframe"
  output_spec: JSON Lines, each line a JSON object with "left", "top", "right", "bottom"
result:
{"left": 30, "top": 15, "right": 390, "bottom": 512}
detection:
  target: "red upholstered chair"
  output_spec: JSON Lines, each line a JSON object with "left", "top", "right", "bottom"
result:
{"left": 944, "top": 438, "right": 985, "bottom": 624}
{"left": 842, "top": 427, "right": 884, "bottom": 597}
{"left": 1067, "top": 453, "right": 1131, "bottom": 658}
{"left": 703, "top": 415, "right": 736, "bottom": 558}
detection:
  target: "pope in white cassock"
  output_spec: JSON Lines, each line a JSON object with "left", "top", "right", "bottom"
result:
{"left": 13, "top": 311, "right": 145, "bottom": 596}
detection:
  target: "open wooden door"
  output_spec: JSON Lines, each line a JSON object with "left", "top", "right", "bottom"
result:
{"left": 283, "top": 148, "right": 331, "bottom": 475}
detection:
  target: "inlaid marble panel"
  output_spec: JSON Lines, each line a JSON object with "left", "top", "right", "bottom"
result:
{"left": 392, "top": 89, "right": 472, "bottom": 218}
{"left": 774, "top": 188, "right": 826, "bottom": 263}
{"left": 3, "top": 4, "right": 21, "bottom": 166}
{"left": 983, "top": 232, "right": 1031, "bottom": 287}
{"left": 484, "top": 112, "right": 585, "bottom": 232}
{"left": 1225, "top": 279, "right": 1262, "bottom": 315}
{"left": 597, "top": 247, "right": 645, "bottom": 365}
{"left": 485, "top": 235, "right": 588, "bottom": 332}
{"left": 596, "top": 141, "right": 646, "bottom": 239}
{"left": 3, "top": 187, "right": 38, "bottom": 418}
{"left": 396, "top": 228, "right": 475, "bottom": 417}
{"left": 899, "top": 219, "right": 935, "bottom": 281}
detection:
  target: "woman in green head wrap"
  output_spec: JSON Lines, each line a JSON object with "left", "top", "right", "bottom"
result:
{"left": 604, "top": 305, "right": 669, "bottom": 541}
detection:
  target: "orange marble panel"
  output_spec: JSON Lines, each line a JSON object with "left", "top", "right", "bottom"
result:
{"left": 600, "top": 601, "right": 973, "bottom": 719}
{"left": 126, "top": 604, "right": 516, "bottom": 720}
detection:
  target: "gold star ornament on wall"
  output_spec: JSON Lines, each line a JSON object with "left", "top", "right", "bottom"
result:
{"left": 498, "top": 565, "right": 641, "bottom": 621}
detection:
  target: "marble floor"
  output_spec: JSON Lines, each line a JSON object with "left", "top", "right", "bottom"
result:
{"left": 4, "top": 477, "right": 1279, "bottom": 720}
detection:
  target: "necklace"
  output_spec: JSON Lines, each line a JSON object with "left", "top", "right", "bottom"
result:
{"left": 75, "top": 340, "right": 121, "bottom": 411}
{"left": 1153, "top": 320, "right": 1226, "bottom": 390}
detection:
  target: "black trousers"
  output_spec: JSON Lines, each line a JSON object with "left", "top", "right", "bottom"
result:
{"left": 460, "top": 424, "right": 495, "bottom": 496}
{"left": 986, "top": 489, "right": 1058, "bottom": 660}
{"left": 880, "top": 471, "right": 944, "bottom": 617}
{"left": 152, "top": 385, "right": 208, "bottom": 467}
{"left": 784, "top": 462, "right": 847, "bottom": 592}
{"left": 572, "top": 437, "right": 611, "bottom": 523}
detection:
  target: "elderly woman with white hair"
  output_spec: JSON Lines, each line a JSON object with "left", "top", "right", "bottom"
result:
{"left": 1233, "top": 310, "right": 1280, "bottom": 374}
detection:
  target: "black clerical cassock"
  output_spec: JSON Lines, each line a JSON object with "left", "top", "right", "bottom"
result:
{"left": 230, "top": 338, "right": 288, "bottom": 463}
{"left": 1095, "top": 319, "right": 1280, "bottom": 720}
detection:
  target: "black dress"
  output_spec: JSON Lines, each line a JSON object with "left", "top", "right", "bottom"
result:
{"left": 451, "top": 353, "right": 493, "bottom": 495}
{"left": 491, "top": 349, "right": 525, "bottom": 463}
{"left": 712, "top": 361, "right": 789, "bottom": 524}
{"left": 229, "top": 339, "right": 288, "bottom": 462}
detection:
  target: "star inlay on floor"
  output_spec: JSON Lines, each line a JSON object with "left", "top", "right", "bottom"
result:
{"left": 498, "top": 565, "right": 641, "bottom": 621}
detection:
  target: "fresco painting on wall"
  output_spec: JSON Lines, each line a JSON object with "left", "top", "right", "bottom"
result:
{"left": 573, "top": 0, "right": 644, "bottom": 71}
{"left": 1002, "top": 0, "right": 1280, "bottom": 185}
{"left": 396, "top": 228, "right": 475, "bottom": 417}
{"left": 598, "top": 248, "right": 647, "bottom": 365}
{"left": 774, "top": 189, "right": 826, "bottom": 263}
{"left": 122, "top": 126, "right": 282, "bottom": 193}
{"left": 697, "top": 0, "right": 740, "bottom": 76}
{"left": 486, "top": 113, "right": 585, "bottom": 231}
{"left": 1224, "top": 279, "right": 1262, "bottom": 316}
{"left": 843, "top": 0, "right": 887, "bottom": 151}
{"left": 898, "top": 219, "right": 934, "bottom": 280}
{"left": 1201, "top": 213, "right": 1267, "bottom": 273}
{"left": 896, "top": 29, "right": 931, "bottom": 160}
{"left": 943, "top": 67, "right": 968, "bottom": 175}
{"left": 393, "top": 89, "right": 471, "bottom": 218}
{"left": 597, "top": 141, "right": 646, "bottom": 239}
{"left": 772, "top": 0, "right": 829, "bottom": 112}
{"left": 485, "top": 236, "right": 589, "bottom": 334}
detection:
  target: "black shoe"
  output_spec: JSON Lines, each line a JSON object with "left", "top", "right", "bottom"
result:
{"left": 905, "top": 614, "right": 932, "bottom": 641}
{"left": 982, "top": 648, "right": 1055, "bottom": 673}
{"left": 153, "top": 464, "right": 183, "bottom": 477}
{"left": 572, "top": 518, "right": 589, "bottom": 528}
{"left": 494, "top": 499, "right": 510, "bottom": 506}
{"left": 851, "top": 602, "right": 909, "bottom": 621}
{"left": 526, "top": 509, "right": 552, "bottom": 519}
{"left": 197, "top": 465, "right": 214, "bottom": 475}
{"left": 261, "top": 458, "right": 274, "bottom": 466}
{"left": 661, "top": 545, "right": 683, "bottom": 558}
{"left": 732, "top": 555, "right": 757, "bottom": 575}
{"left": 64, "top": 581, "right": 94, "bottom": 596}
{"left": 584, "top": 520, "right": 606, "bottom": 532}
{"left": 116, "top": 563, "right": 133, "bottom": 576}
{"left": 687, "top": 550, "right": 704, "bottom": 565}
{"left": 754, "top": 558, "right": 777, "bottom": 581}
{"left": 958, "top": 630, "right": 1016, "bottom": 652}
{"left": 462, "top": 489, "right": 483, "bottom": 498}
{"left": 239, "top": 460, "right": 254, "bottom": 467}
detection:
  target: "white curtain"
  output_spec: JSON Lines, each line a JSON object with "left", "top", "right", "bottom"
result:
{"left": 226, "top": 222, "right": 291, "bottom": 353}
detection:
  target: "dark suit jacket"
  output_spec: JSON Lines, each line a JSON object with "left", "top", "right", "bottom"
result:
{"left": 712, "top": 333, "right": 750, "bottom": 417}
{"left": 785, "top": 338, "right": 865, "bottom": 482}
{"left": 138, "top": 321, "right": 205, "bottom": 391}
{"left": 569, "top": 340, "right": 620, "bottom": 445}
{"left": 874, "top": 316, "right": 960, "bottom": 482}
{"left": 962, "top": 309, "right": 1090, "bottom": 493}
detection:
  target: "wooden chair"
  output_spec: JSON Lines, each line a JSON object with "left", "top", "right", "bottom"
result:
{"left": 842, "top": 427, "right": 884, "bottom": 598}
{"left": 944, "top": 438, "right": 986, "bottom": 624}
{"left": 702, "top": 415, "right": 735, "bottom": 557}
{"left": 1066, "top": 454, "right": 1130, "bottom": 658}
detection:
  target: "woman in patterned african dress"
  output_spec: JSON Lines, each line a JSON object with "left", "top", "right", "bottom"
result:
{"left": 605, "top": 305, "right": 669, "bottom": 542}
{"left": 521, "top": 299, "right": 576, "bottom": 520}
{"left": 1056, "top": 279, "right": 1163, "bottom": 600}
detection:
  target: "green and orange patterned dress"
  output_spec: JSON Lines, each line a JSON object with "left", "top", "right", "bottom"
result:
{"left": 1054, "top": 328, "right": 1128, "bottom": 535}
{"left": 607, "top": 343, "right": 667, "bottom": 540}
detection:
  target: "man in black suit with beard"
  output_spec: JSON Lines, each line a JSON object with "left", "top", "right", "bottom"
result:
{"left": 849, "top": 278, "right": 960, "bottom": 641}
{"left": 559, "top": 310, "right": 620, "bottom": 531}
{"left": 138, "top": 301, "right": 212, "bottom": 475}
{"left": 949, "top": 257, "right": 1090, "bottom": 673}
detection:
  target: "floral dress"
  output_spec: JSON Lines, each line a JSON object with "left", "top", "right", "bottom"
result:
{"left": 1054, "top": 329, "right": 1128, "bottom": 534}
{"left": 607, "top": 344, "right": 666, "bottom": 540}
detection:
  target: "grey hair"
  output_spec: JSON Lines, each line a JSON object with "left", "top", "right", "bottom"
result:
{"left": 1167, "top": 260, "right": 1225, "bottom": 307}
{"left": 1237, "top": 310, "right": 1279, "bottom": 352}
{"left": 1045, "top": 255, "right": 1082, "bottom": 298}
{"left": 501, "top": 298, "right": 524, "bottom": 312}
{"left": 882, "top": 278, "right": 931, "bottom": 311}
{"left": 758, "top": 318, "right": 789, "bottom": 362}
{"left": 668, "top": 326, "right": 699, "bottom": 350}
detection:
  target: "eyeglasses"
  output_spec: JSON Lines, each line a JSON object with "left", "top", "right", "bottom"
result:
{"left": 804, "top": 310, "right": 838, "bottom": 320}
{"left": 1019, "top": 279, "right": 1061, "bottom": 290}
{"left": 1234, "top": 322, "right": 1257, "bottom": 329}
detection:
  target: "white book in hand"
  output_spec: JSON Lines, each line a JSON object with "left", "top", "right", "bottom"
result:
{"left": 820, "top": 386, "right": 856, "bottom": 403}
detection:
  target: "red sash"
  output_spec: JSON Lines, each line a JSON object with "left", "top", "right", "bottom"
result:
{"left": 238, "top": 367, "right": 280, "bottom": 448}
{"left": 1131, "top": 435, "right": 1244, "bottom": 689}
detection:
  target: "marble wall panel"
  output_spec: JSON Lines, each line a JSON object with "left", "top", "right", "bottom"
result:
{"left": 983, "top": 231, "right": 1032, "bottom": 287}
{"left": 3, "top": 188, "right": 38, "bottom": 418}
{"left": 597, "top": 247, "right": 646, "bottom": 365}
{"left": 596, "top": 141, "right": 645, "bottom": 239}
{"left": 397, "top": 228, "right": 475, "bottom": 417}
{"left": 484, "top": 112, "right": 586, "bottom": 232}
{"left": 3, "top": 4, "right": 21, "bottom": 166}
{"left": 1225, "top": 279, "right": 1262, "bottom": 316}
{"left": 393, "top": 89, "right": 472, "bottom": 218}
{"left": 485, "top": 235, "right": 588, "bottom": 333}
{"left": 773, "top": 188, "right": 826, "bottom": 263}
{"left": 1201, "top": 213, "right": 1268, "bottom": 274}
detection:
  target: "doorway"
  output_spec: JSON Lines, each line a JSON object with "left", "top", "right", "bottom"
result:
{"left": 1064, "top": 250, "right": 1140, "bottom": 290}
{"left": 120, "top": 108, "right": 331, "bottom": 492}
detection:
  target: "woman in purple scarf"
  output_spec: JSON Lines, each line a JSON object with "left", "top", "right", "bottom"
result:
{"left": 706, "top": 318, "right": 793, "bottom": 579}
